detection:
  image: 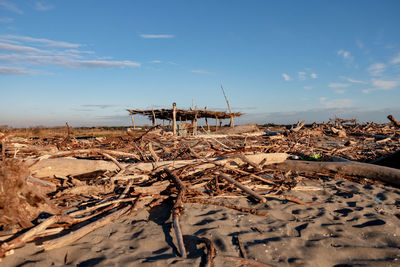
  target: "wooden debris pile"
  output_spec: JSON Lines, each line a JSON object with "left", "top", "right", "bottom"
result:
{"left": 1, "top": 115, "right": 400, "bottom": 265}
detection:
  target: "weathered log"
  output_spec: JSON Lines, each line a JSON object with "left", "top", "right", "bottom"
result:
{"left": 268, "top": 160, "right": 400, "bottom": 186}
{"left": 387, "top": 114, "right": 400, "bottom": 128}
{"left": 218, "top": 173, "right": 266, "bottom": 203}
{"left": 43, "top": 204, "right": 132, "bottom": 250}
{"left": 30, "top": 153, "right": 288, "bottom": 179}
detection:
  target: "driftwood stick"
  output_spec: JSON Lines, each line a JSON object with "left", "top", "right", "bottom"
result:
{"left": 388, "top": 114, "right": 400, "bottom": 128}
{"left": 290, "top": 120, "right": 306, "bottom": 132}
{"left": 222, "top": 255, "right": 274, "bottom": 267}
{"left": 218, "top": 172, "right": 266, "bottom": 203}
{"left": 269, "top": 160, "right": 400, "bottom": 186}
{"left": 183, "top": 198, "right": 268, "bottom": 217}
{"left": 43, "top": 204, "right": 131, "bottom": 250}
{"left": 164, "top": 169, "right": 187, "bottom": 258}
{"left": 235, "top": 154, "right": 261, "bottom": 171}
{"left": 101, "top": 152, "right": 125, "bottom": 172}
{"left": 68, "top": 197, "right": 138, "bottom": 217}
{"left": 235, "top": 235, "right": 247, "bottom": 259}
{"left": 173, "top": 216, "right": 187, "bottom": 258}
{"left": 148, "top": 142, "right": 160, "bottom": 162}
{"left": 200, "top": 237, "right": 216, "bottom": 267}
{"left": 0, "top": 215, "right": 65, "bottom": 258}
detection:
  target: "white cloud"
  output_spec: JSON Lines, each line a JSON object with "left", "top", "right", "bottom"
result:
{"left": 323, "top": 98, "right": 352, "bottom": 109}
{"left": 345, "top": 77, "right": 367, "bottom": 84}
{"left": 70, "top": 60, "right": 140, "bottom": 68}
{"left": 371, "top": 79, "right": 398, "bottom": 90}
{"left": 34, "top": 1, "right": 54, "bottom": 11}
{"left": 304, "top": 86, "right": 312, "bottom": 90}
{"left": 310, "top": 73, "right": 317, "bottom": 79}
{"left": 362, "top": 89, "right": 373, "bottom": 94}
{"left": 282, "top": 73, "right": 291, "bottom": 81}
{"left": 391, "top": 54, "right": 400, "bottom": 65}
{"left": 1, "top": 35, "right": 81, "bottom": 48}
{"left": 335, "top": 89, "right": 346, "bottom": 94}
{"left": 298, "top": 71, "right": 306, "bottom": 80}
{"left": 0, "top": 17, "right": 13, "bottom": 23}
{"left": 367, "top": 63, "right": 385, "bottom": 76}
{"left": 337, "top": 49, "right": 352, "bottom": 59}
{"left": 0, "top": 0, "right": 23, "bottom": 14}
{"left": 149, "top": 60, "right": 162, "bottom": 64}
{"left": 0, "top": 42, "right": 43, "bottom": 53}
{"left": 0, "top": 35, "right": 141, "bottom": 73}
{"left": 328, "top": 83, "right": 350, "bottom": 88}
{"left": 0, "top": 66, "right": 34, "bottom": 75}
{"left": 139, "top": 34, "right": 175, "bottom": 39}
{"left": 190, "top": 69, "right": 212, "bottom": 74}
{"left": 319, "top": 97, "right": 327, "bottom": 102}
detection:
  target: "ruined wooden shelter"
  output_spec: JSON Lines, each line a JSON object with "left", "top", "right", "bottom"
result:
{"left": 127, "top": 103, "right": 242, "bottom": 135}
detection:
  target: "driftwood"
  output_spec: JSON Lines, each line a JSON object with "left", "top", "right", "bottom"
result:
{"left": 218, "top": 173, "right": 266, "bottom": 203}
{"left": 43, "top": 204, "right": 132, "bottom": 250}
{"left": 199, "top": 237, "right": 216, "bottom": 267}
{"left": 387, "top": 114, "right": 400, "bottom": 128}
{"left": 269, "top": 160, "right": 400, "bottom": 186}
{"left": 29, "top": 153, "right": 289, "bottom": 179}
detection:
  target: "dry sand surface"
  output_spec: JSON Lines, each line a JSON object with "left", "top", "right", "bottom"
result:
{"left": 3, "top": 177, "right": 400, "bottom": 267}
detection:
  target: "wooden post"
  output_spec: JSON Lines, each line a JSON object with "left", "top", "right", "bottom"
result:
{"left": 215, "top": 116, "right": 219, "bottom": 131}
{"left": 172, "top": 102, "right": 177, "bottom": 136}
{"left": 192, "top": 106, "right": 198, "bottom": 135}
{"left": 221, "top": 85, "right": 234, "bottom": 127}
{"left": 230, "top": 115, "right": 234, "bottom": 127}
{"left": 152, "top": 109, "right": 156, "bottom": 127}
{"left": 130, "top": 112, "right": 135, "bottom": 129}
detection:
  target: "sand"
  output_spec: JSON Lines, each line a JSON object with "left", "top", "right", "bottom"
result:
{"left": 2, "top": 177, "right": 400, "bottom": 267}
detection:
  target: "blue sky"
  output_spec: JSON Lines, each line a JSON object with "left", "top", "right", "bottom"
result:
{"left": 1, "top": 0, "right": 400, "bottom": 127}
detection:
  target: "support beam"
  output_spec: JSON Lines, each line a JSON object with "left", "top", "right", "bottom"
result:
{"left": 215, "top": 116, "right": 219, "bottom": 131}
{"left": 172, "top": 102, "right": 177, "bottom": 136}
{"left": 192, "top": 106, "right": 198, "bottom": 136}
{"left": 130, "top": 112, "right": 135, "bottom": 129}
{"left": 152, "top": 109, "right": 156, "bottom": 127}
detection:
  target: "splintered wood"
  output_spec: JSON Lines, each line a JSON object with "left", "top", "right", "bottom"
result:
{"left": 1, "top": 117, "right": 400, "bottom": 265}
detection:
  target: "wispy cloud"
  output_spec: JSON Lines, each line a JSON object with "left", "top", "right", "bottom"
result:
{"left": 337, "top": 49, "right": 352, "bottom": 60}
{"left": 304, "top": 86, "right": 312, "bottom": 90}
{"left": 0, "top": 42, "right": 43, "bottom": 53}
{"left": 344, "top": 77, "right": 367, "bottom": 84}
{"left": 0, "top": 0, "right": 23, "bottom": 14}
{"left": 34, "top": 1, "right": 54, "bottom": 11}
{"left": 328, "top": 83, "right": 350, "bottom": 88}
{"left": 335, "top": 89, "right": 346, "bottom": 94}
{"left": 149, "top": 60, "right": 162, "bottom": 64}
{"left": 310, "top": 73, "right": 317, "bottom": 79}
{"left": 70, "top": 60, "right": 139, "bottom": 68}
{"left": 371, "top": 79, "right": 398, "bottom": 90}
{"left": 390, "top": 54, "right": 400, "bottom": 65}
{"left": 0, "top": 66, "right": 35, "bottom": 75}
{"left": 190, "top": 69, "right": 212, "bottom": 74}
{"left": 282, "top": 73, "right": 291, "bottom": 81}
{"left": 367, "top": 63, "right": 386, "bottom": 76}
{"left": 139, "top": 34, "right": 175, "bottom": 39}
{"left": 81, "top": 104, "right": 118, "bottom": 109}
{"left": 0, "top": 35, "right": 141, "bottom": 74}
{"left": 322, "top": 98, "right": 353, "bottom": 109}
{"left": 0, "top": 17, "right": 13, "bottom": 23}
{"left": 2, "top": 35, "right": 81, "bottom": 48}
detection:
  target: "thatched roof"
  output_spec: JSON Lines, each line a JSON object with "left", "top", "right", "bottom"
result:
{"left": 127, "top": 108, "right": 242, "bottom": 121}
